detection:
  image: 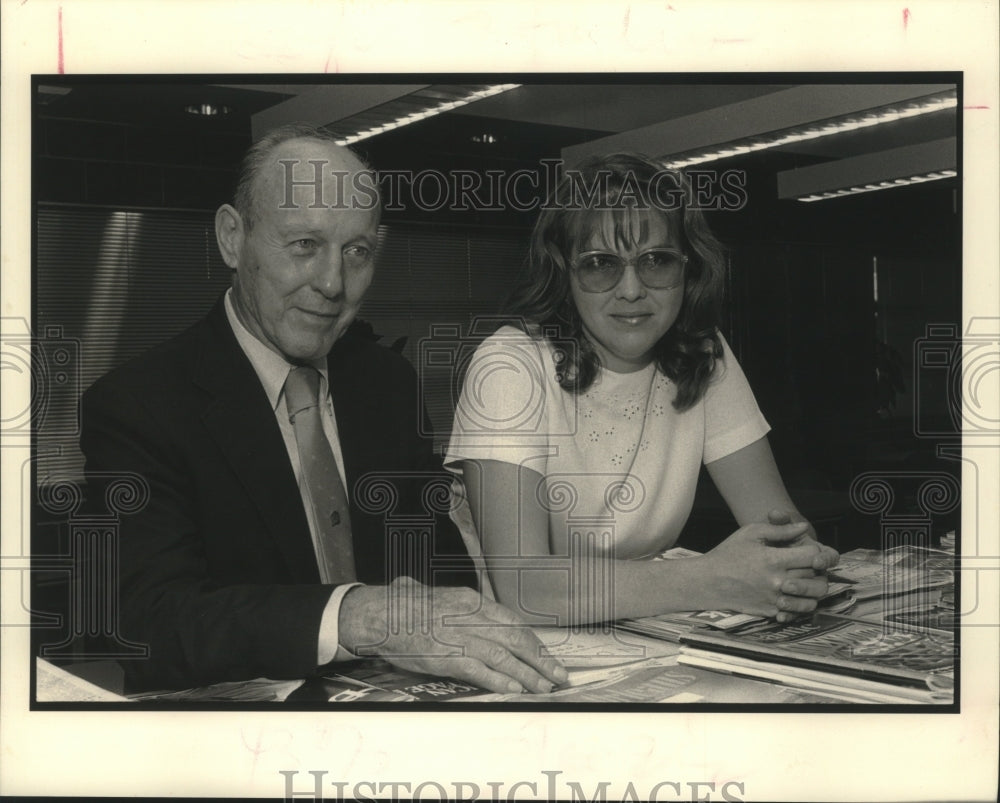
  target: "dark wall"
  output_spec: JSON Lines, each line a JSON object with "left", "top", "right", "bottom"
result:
{"left": 34, "top": 114, "right": 247, "bottom": 210}
{"left": 721, "top": 171, "right": 960, "bottom": 487}
{"left": 682, "top": 165, "right": 961, "bottom": 551}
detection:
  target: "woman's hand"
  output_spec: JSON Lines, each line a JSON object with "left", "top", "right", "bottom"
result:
{"left": 766, "top": 508, "right": 839, "bottom": 572}
{"left": 697, "top": 520, "right": 837, "bottom": 622}
{"left": 763, "top": 509, "right": 839, "bottom": 622}
{"left": 704, "top": 438, "right": 840, "bottom": 609}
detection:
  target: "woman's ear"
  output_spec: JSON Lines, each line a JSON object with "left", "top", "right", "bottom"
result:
{"left": 215, "top": 204, "right": 245, "bottom": 270}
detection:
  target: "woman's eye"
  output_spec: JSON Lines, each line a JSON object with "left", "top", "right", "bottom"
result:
{"left": 581, "top": 256, "right": 617, "bottom": 272}
{"left": 646, "top": 252, "right": 682, "bottom": 270}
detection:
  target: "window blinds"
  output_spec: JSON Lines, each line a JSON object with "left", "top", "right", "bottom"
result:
{"left": 33, "top": 204, "right": 530, "bottom": 479}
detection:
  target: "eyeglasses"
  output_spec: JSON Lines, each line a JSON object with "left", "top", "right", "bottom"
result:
{"left": 571, "top": 248, "right": 688, "bottom": 293}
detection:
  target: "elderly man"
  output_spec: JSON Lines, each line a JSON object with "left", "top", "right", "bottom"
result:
{"left": 79, "top": 123, "right": 566, "bottom": 695}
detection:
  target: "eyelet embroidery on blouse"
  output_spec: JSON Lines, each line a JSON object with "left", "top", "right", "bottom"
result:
{"left": 575, "top": 367, "right": 660, "bottom": 460}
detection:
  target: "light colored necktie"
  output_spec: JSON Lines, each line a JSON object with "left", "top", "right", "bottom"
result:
{"left": 284, "top": 366, "right": 356, "bottom": 584}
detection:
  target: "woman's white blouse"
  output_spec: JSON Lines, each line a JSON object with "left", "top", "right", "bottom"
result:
{"left": 444, "top": 326, "right": 770, "bottom": 592}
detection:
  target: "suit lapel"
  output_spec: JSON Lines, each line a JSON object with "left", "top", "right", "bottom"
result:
{"left": 193, "top": 300, "right": 320, "bottom": 583}
{"left": 328, "top": 336, "right": 431, "bottom": 586}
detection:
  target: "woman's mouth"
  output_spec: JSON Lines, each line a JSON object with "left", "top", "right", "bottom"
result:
{"left": 610, "top": 313, "right": 652, "bottom": 326}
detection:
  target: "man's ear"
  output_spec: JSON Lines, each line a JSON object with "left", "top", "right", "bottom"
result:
{"left": 215, "top": 204, "right": 245, "bottom": 270}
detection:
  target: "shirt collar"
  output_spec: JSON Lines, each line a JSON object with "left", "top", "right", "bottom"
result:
{"left": 224, "top": 288, "right": 330, "bottom": 411}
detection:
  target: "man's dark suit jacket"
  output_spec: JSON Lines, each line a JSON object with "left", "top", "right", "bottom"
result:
{"left": 79, "top": 297, "right": 474, "bottom": 692}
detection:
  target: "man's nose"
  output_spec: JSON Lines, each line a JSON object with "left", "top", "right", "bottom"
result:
{"left": 614, "top": 263, "right": 646, "bottom": 300}
{"left": 313, "top": 249, "right": 344, "bottom": 297}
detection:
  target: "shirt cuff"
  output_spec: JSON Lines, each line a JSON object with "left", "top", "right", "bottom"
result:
{"left": 316, "top": 582, "right": 364, "bottom": 665}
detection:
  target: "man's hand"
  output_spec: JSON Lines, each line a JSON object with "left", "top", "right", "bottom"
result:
{"left": 699, "top": 520, "right": 833, "bottom": 622}
{"left": 338, "top": 577, "right": 568, "bottom": 694}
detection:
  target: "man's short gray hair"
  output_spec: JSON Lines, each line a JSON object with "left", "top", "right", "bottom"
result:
{"left": 233, "top": 123, "right": 375, "bottom": 230}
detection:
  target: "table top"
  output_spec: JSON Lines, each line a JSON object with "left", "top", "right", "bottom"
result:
{"left": 36, "top": 548, "right": 956, "bottom": 706}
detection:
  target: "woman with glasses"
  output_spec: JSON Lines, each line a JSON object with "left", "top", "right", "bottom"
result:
{"left": 444, "top": 153, "right": 838, "bottom": 628}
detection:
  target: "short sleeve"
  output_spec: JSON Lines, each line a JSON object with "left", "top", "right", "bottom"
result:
{"left": 702, "top": 333, "right": 771, "bottom": 464}
{"left": 444, "top": 327, "right": 558, "bottom": 471}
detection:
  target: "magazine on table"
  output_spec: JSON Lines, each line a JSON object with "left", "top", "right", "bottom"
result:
{"left": 678, "top": 611, "right": 955, "bottom": 692}
{"left": 826, "top": 544, "right": 955, "bottom": 600}
{"left": 290, "top": 660, "right": 495, "bottom": 702}
{"left": 676, "top": 648, "right": 949, "bottom": 704}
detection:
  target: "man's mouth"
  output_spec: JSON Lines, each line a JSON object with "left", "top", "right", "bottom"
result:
{"left": 296, "top": 307, "right": 338, "bottom": 320}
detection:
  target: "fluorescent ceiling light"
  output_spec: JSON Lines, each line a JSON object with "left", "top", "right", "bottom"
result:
{"left": 185, "top": 103, "right": 231, "bottom": 116}
{"left": 796, "top": 169, "right": 957, "bottom": 201}
{"left": 36, "top": 84, "right": 73, "bottom": 106}
{"left": 662, "top": 90, "right": 957, "bottom": 169}
{"left": 333, "top": 84, "right": 520, "bottom": 146}
{"left": 37, "top": 85, "right": 73, "bottom": 96}
{"left": 777, "top": 137, "right": 957, "bottom": 202}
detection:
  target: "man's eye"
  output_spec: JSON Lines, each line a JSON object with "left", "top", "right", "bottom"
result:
{"left": 344, "top": 245, "right": 373, "bottom": 262}
{"left": 290, "top": 239, "right": 318, "bottom": 254}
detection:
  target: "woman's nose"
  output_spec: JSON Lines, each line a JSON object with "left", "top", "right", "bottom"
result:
{"left": 614, "top": 264, "right": 646, "bottom": 300}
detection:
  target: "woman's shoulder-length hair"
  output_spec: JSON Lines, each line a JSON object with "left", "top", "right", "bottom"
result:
{"left": 503, "top": 152, "right": 726, "bottom": 411}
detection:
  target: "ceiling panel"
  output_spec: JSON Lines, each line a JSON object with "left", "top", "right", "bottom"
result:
{"left": 456, "top": 84, "right": 791, "bottom": 132}
{"left": 34, "top": 78, "right": 959, "bottom": 219}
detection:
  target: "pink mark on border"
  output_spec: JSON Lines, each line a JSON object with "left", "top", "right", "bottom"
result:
{"left": 57, "top": 5, "right": 64, "bottom": 73}
{"left": 964, "top": 105, "right": 990, "bottom": 109}
{"left": 241, "top": 728, "right": 265, "bottom": 777}
{"left": 902, "top": 7, "right": 911, "bottom": 30}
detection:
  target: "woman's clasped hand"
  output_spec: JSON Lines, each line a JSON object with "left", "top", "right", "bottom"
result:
{"left": 697, "top": 512, "right": 839, "bottom": 623}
